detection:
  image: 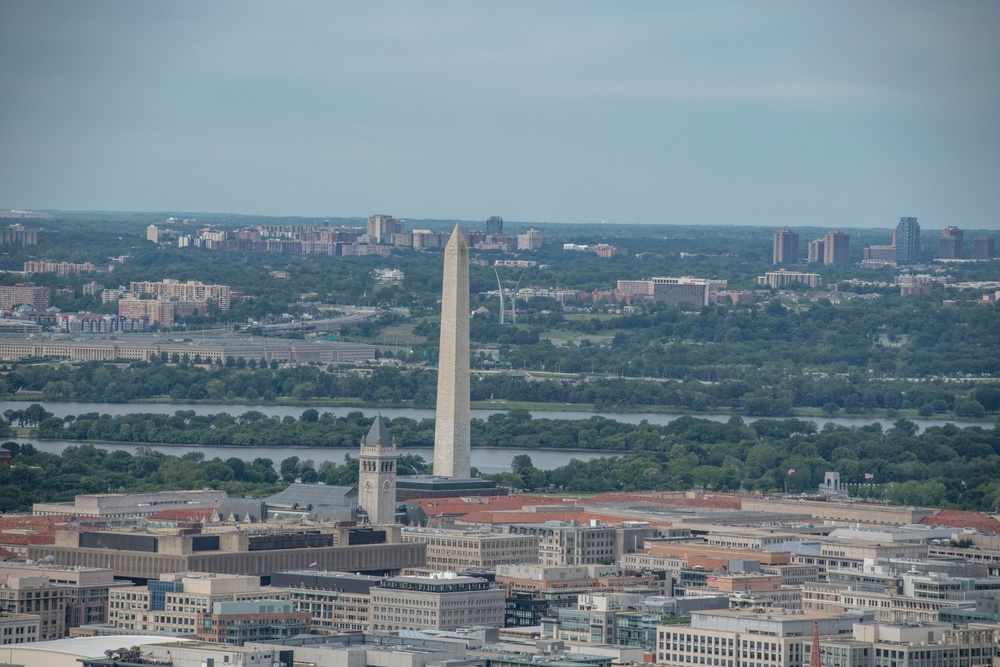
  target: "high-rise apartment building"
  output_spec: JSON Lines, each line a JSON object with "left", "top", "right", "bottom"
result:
{"left": 939, "top": 226, "right": 964, "bottom": 259}
{"left": 651, "top": 277, "right": 713, "bottom": 307}
{"left": 772, "top": 229, "right": 799, "bottom": 265}
{"left": 822, "top": 231, "right": 850, "bottom": 265}
{"left": 517, "top": 228, "right": 543, "bottom": 251}
{"left": 367, "top": 215, "right": 404, "bottom": 244}
{"left": 0, "top": 284, "right": 50, "bottom": 310}
{"left": 895, "top": 217, "right": 920, "bottom": 263}
{"left": 806, "top": 239, "right": 825, "bottom": 263}
{"left": 972, "top": 236, "right": 995, "bottom": 260}
{"left": 757, "top": 271, "right": 822, "bottom": 289}
{"left": 129, "top": 279, "right": 231, "bottom": 310}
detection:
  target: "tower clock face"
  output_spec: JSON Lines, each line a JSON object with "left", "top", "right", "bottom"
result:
{"left": 383, "top": 478, "right": 393, "bottom": 492}
{"left": 364, "top": 478, "right": 373, "bottom": 491}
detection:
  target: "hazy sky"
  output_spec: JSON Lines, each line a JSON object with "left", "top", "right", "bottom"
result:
{"left": 1, "top": 2, "right": 998, "bottom": 228}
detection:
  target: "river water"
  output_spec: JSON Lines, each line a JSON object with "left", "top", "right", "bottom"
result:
{"left": 1, "top": 400, "right": 981, "bottom": 474}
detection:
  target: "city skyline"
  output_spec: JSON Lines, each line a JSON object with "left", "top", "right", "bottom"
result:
{"left": 1, "top": 3, "right": 998, "bottom": 228}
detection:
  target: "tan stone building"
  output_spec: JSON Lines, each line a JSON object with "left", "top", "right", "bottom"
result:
{"left": 401, "top": 528, "right": 538, "bottom": 571}
{"left": 29, "top": 526, "right": 424, "bottom": 580}
{"left": 108, "top": 572, "right": 284, "bottom": 636}
{"left": 655, "top": 608, "right": 870, "bottom": 667}
{"left": 368, "top": 572, "right": 504, "bottom": 632}
{"left": 270, "top": 570, "right": 381, "bottom": 633}
{"left": 740, "top": 498, "right": 934, "bottom": 526}
{"left": 0, "top": 563, "right": 131, "bottom": 630}
{"left": 0, "top": 575, "right": 66, "bottom": 640}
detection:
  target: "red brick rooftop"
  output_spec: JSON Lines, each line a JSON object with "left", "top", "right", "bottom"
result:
{"left": 0, "top": 514, "right": 73, "bottom": 542}
{"left": 417, "top": 495, "right": 571, "bottom": 516}
{"left": 588, "top": 491, "right": 743, "bottom": 510}
{"left": 455, "top": 509, "right": 673, "bottom": 528}
{"left": 920, "top": 509, "right": 1000, "bottom": 535}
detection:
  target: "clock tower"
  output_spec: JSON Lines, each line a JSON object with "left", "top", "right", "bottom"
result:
{"left": 359, "top": 415, "right": 397, "bottom": 525}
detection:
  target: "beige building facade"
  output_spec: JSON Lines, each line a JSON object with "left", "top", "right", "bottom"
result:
{"left": 368, "top": 572, "right": 504, "bottom": 632}
{"left": 401, "top": 528, "right": 539, "bottom": 571}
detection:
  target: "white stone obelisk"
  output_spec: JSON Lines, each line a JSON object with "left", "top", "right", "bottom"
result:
{"left": 433, "top": 224, "right": 471, "bottom": 478}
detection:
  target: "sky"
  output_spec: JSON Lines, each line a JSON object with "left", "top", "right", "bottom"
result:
{"left": 1, "top": 2, "right": 998, "bottom": 228}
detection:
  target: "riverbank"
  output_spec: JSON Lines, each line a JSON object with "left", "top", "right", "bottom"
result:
{"left": 1, "top": 400, "right": 987, "bottom": 434}
{"left": 2, "top": 394, "right": 991, "bottom": 424}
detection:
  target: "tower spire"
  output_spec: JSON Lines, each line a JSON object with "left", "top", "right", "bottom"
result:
{"left": 810, "top": 620, "right": 821, "bottom": 667}
{"left": 359, "top": 415, "right": 397, "bottom": 525}
{"left": 433, "top": 225, "right": 471, "bottom": 477}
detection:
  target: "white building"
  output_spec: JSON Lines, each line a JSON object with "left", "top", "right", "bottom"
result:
{"left": 368, "top": 572, "right": 504, "bottom": 632}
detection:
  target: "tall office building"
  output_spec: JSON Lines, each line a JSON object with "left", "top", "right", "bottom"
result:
{"left": 972, "top": 237, "right": 995, "bottom": 260}
{"left": 772, "top": 229, "right": 799, "bottom": 265}
{"left": 939, "top": 226, "right": 964, "bottom": 259}
{"left": 822, "top": 231, "right": 850, "bottom": 265}
{"left": 358, "top": 416, "right": 397, "bottom": 525}
{"left": 433, "top": 225, "right": 471, "bottom": 478}
{"left": 895, "top": 217, "right": 920, "bottom": 263}
{"left": 807, "top": 239, "right": 825, "bottom": 263}
{"left": 486, "top": 215, "right": 504, "bottom": 235}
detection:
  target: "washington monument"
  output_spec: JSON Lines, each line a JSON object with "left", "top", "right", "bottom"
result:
{"left": 433, "top": 224, "right": 471, "bottom": 478}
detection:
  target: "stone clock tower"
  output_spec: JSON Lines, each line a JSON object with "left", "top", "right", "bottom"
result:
{"left": 359, "top": 415, "right": 396, "bottom": 525}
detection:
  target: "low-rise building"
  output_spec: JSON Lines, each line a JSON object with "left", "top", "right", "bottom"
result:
{"left": 33, "top": 489, "right": 226, "bottom": 518}
{"left": 807, "top": 622, "right": 997, "bottom": 667}
{"left": 108, "top": 572, "right": 285, "bottom": 636}
{"left": 655, "top": 608, "right": 873, "bottom": 667}
{"left": 0, "top": 612, "right": 40, "bottom": 645}
{"left": 368, "top": 572, "right": 505, "bottom": 632}
{"left": 197, "top": 599, "right": 310, "bottom": 645}
{"left": 504, "top": 520, "right": 656, "bottom": 566}
{"left": 496, "top": 564, "right": 669, "bottom": 617}
{"left": 0, "top": 563, "right": 131, "bottom": 630}
{"left": 270, "top": 570, "right": 381, "bottom": 633}
{"left": 0, "top": 574, "right": 66, "bottom": 639}
{"left": 402, "top": 527, "right": 539, "bottom": 571}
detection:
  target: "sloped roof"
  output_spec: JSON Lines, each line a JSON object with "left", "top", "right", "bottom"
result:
{"left": 265, "top": 483, "right": 357, "bottom": 509}
{"left": 365, "top": 415, "right": 394, "bottom": 448}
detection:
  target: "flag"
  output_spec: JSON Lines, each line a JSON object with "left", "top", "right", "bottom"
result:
{"left": 309, "top": 561, "right": 318, "bottom": 567}
{"left": 864, "top": 472, "right": 874, "bottom": 480}
{"left": 787, "top": 468, "right": 795, "bottom": 476}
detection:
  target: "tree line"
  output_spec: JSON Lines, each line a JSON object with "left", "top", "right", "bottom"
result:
{"left": 7, "top": 404, "right": 1000, "bottom": 511}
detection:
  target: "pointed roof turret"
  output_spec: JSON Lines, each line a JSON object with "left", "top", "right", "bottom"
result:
{"left": 365, "top": 415, "right": 394, "bottom": 448}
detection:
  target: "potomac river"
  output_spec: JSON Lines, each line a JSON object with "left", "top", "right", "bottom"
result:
{"left": 1, "top": 401, "right": 978, "bottom": 474}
